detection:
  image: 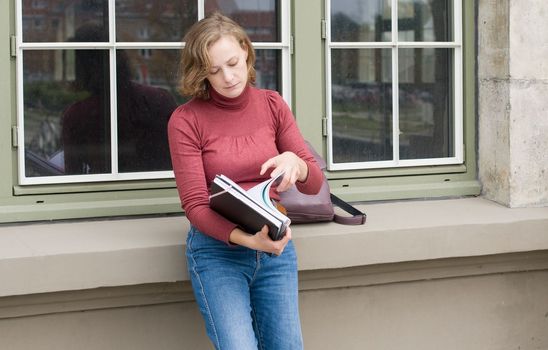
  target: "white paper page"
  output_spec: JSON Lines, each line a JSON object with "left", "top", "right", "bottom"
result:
{"left": 247, "top": 172, "right": 285, "bottom": 212}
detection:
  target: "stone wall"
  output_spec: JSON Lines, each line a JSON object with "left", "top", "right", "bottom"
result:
{"left": 478, "top": 0, "right": 548, "bottom": 207}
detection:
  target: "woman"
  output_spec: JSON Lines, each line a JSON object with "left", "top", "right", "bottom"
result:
{"left": 168, "top": 13, "right": 323, "bottom": 350}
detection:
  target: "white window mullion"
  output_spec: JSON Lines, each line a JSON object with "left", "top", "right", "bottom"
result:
{"left": 454, "top": 0, "right": 464, "bottom": 162}
{"left": 280, "top": 0, "right": 291, "bottom": 106}
{"left": 325, "top": 0, "right": 334, "bottom": 168}
{"left": 109, "top": 48, "right": 119, "bottom": 176}
{"left": 15, "top": 0, "right": 26, "bottom": 185}
{"left": 329, "top": 42, "right": 394, "bottom": 49}
{"left": 113, "top": 42, "right": 183, "bottom": 49}
{"left": 109, "top": 0, "right": 119, "bottom": 176}
{"left": 391, "top": 0, "right": 400, "bottom": 164}
{"left": 454, "top": 0, "right": 463, "bottom": 45}
{"left": 198, "top": 0, "right": 205, "bottom": 20}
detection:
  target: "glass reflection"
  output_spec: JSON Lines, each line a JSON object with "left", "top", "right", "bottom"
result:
{"left": 205, "top": 0, "right": 279, "bottom": 42}
{"left": 331, "top": 0, "right": 391, "bottom": 42}
{"left": 331, "top": 49, "right": 393, "bottom": 163}
{"left": 23, "top": 47, "right": 111, "bottom": 177}
{"left": 399, "top": 48, "right": 453, "bottom": 159}
{"left": 254, "top": 49, "right": 280, "bottom": 92}
{"left": 116, "top": 0, "right": 197, "bottom": 42}
{"left": 22, "top": 0, "right": 109, "bottom": 43}
{"left": 23, "top": 24, "right": 183, "bottom": 177}
{"left": 117, "top": 49, "right": 178, "bottom": 172}
{"left": 398, "top": 0, "right": 452, "bottom": 41}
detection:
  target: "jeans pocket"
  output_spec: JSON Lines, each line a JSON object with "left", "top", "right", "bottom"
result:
{"left": 185, "top": 226, "right": 195, "bottom": 253}
{"left": 186, "top": 226, "right": 226, "bottom": 255}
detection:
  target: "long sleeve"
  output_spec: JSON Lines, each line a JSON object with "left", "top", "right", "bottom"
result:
{"left": 167, "top": 105, "right": 238, "bottom": 244}
{"left": 266, "top": 91, "right": 324, "bottom": 196}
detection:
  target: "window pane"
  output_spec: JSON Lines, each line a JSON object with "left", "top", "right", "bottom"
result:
{"left": 331, "top": 0, "right": 391, "bottom": 42}
{"left": 254, "top": 49, "right": 280, "bottom": 92}
{"left": 116, "top": 49, "right": 179, "bottom": 172}
{"left": 115, "top": 0, "right": 197, "bottom": 42}
{"left": 23, "top": 49, "right": 111, "bottom": 176}
{"left": 398, "top": 0, "right": 452, "bottom": 41}
{"left": 205, "top": 0, "right": 279, "bottom": 42}
{"left": 399, "top": 48, "right": 453, "bottom": 159}
{"left": 331, "top": 49, "right": 393, "bottom": 163}
{"left": 22, "top": 0, "right": 109, "bottom": 43}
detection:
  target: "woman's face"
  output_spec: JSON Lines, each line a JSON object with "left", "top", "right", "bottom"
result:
{"left": 207, "top": 35, "right": 249, "bottom": 98}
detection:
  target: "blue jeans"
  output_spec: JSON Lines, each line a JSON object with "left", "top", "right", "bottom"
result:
{"left": 186, "top": 226, "right": 303, "bottom": 350}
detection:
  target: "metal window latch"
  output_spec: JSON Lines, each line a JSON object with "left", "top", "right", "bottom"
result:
{"left": 12, "top": 125, "right": 18, "bottom": 148}
{"left": 290, "top": 35, "right": 294, "bottom": 55}
{"left": 10, "top": 35, "right": 17, "bottom": 58}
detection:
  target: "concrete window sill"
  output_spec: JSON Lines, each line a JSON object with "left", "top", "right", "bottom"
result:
{"left": 0, "top": 197, "right": 547, "bottom": 298}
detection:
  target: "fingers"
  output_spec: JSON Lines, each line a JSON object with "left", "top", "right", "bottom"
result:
{"left": 257, "top": 225, "right": 270, "bottom": 236}
{"left": 255, "top": 225, "right": 292, "bottom": 256}
{"left": 276, "top": 168, "right": 299, "bottom": 192}
{"left": 260, "top": 158, "right": 276, "bottom": 176}
{"left": 285, "top": 226, "right": 292, "bottom": 240}
{"left": 260, "top": 152, "right": 297, "bottom": 179}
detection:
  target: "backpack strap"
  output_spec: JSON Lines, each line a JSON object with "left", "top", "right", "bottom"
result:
{"left": 330, "top": 194, "right": 367, "bottom": 225}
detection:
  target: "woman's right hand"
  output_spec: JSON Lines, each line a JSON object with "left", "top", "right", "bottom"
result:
{"left": 229, "top": 225, "right": 292, "bottom": 256}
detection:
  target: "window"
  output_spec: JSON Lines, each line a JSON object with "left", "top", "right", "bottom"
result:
{"left": 16, "top": 0, "right": 291, "bottom": 185}
{"left": 3, "top": 0, "right": 477, "bottom": 223}
{"left": 326, "top": 0, "right": 462, "bottom": 170}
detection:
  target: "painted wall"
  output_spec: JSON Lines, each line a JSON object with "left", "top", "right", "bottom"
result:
{"left": 1, "top": 252, "right": 547, "bottom": 350}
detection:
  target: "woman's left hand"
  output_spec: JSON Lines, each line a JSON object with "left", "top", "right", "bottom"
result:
{"left": 260, "top": 151, "right": 308, "bottom": 192}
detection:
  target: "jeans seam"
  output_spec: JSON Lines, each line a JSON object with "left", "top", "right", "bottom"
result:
{"left": 187, "top": 233, "right": 221, "bottom": 350}
{"left": 251, "top": 304, "right": 264, "bottom": 350}
{"left": 249, "top": 251, "right": 261, "bottom": 286}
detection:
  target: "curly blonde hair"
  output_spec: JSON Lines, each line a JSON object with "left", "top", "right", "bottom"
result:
{"left": 178, "top": 12, "right": 256, "bottom": 99}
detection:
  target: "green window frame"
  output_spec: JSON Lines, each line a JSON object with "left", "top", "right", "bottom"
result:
{"left": 292, "top": 0, "right": 478, "bottom": 202}
{"left": 0, "top": 0, "right": 478, "bottom": 224}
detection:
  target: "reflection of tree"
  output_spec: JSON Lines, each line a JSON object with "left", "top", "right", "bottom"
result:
{"left": 386, "top": 1, "right": 452, "bottom": 159}
{"left": 331, "top": 12, "right": 393, "bottom": 162}
{"left": 331, "top": 13, "right": 360, "bottom": 42}
{"left": 402, "top": 0, "right": 451, "bottom": 159}
{"left": 430, "top": 0, "right": 451, "bottom": 158}
{"left": 332, "top": 13, "right": 360, "bottom": 86}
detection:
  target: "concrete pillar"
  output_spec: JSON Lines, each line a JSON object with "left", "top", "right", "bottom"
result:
{"left": 478, "top": 0, "right": 548, "bottom": 208}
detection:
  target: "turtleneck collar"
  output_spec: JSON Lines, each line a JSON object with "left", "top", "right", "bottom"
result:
{"left": 208, "top": 84, "right": 251, "bottom": 110}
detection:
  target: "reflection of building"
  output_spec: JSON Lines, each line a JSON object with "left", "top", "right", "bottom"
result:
{"left": 22, "top": 1, "right": 281, "bottom": 169}
{"left": 23, "top": 0, "right": 278, "bottom": 88}
{"left": 23, "top": 0, "right": 196, "bottom": 87}
{"left": 206, "top": 0, "right": 279, "bottom": 89}
{"left": 23, "top": 0, "right": 103, "bottom": 82}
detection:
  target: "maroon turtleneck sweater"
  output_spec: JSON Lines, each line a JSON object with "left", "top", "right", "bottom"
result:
{"left": 167, "top": 85, "right": 323, "bottom": 244}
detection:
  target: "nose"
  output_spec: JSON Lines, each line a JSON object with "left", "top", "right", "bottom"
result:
{"left": 222, "top": 68, "right": 233, "bottom": 83}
